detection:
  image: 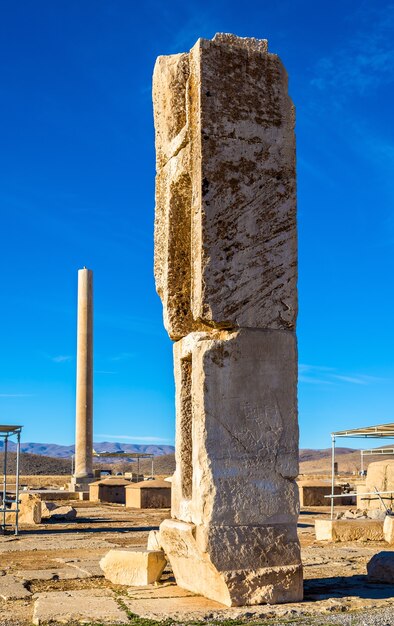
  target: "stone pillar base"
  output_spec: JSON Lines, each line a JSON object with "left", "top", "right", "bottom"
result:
{"left": 160, "top": 519, "right": 303, "bottom": 607}
{"left": 69, "top": 476, "right": 93, "bottom": 493}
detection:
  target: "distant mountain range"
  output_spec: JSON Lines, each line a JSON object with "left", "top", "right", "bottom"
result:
{"left": 0, "top": 441, "right": 175, "bottom": 458}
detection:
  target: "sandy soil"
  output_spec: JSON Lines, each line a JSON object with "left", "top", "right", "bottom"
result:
{"left": 0, "top": 502, "right": 393, "bottom": 625}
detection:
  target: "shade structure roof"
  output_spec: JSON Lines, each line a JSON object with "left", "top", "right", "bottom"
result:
{"left": 92, "top": 451, "right": 154, "bottom": 458}
{"left": 125, "top": 478, "right": 171, "bottom": 489}
{"left": 0, "top": 425, "right": 22, "bottom": 436}
{"left": 90, "top": 477, "right": 132, "bottom": 486}
{"left": 332, "top": 422, "right": 394, "bottom": 438}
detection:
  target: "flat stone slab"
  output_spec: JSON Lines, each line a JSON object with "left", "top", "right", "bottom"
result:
{"left": 53, "top": 557, "right": 104, "bottom": 577}
{"left": 15, "top": 566, "right": 92, "bottom": 581}
{"left": 0, "top": 575, "right": 31, "bottom": 600}
{"left": 66, "top": 559, "right": 104, "bottom": 577}
{"left": 124, "top": 596, "right": 226, "bottom": 620}
{"left": 127, "top": 583, "right": 196, "bottom": 599}
{"left": 15, "top": 570, "right": 58, "bottom": 581}
{"left": 32, "top": 589, "right": 127, "bottom": 625}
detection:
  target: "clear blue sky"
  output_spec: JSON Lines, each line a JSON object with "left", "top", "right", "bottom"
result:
{"left": 0, "top": 0, "right": 393, "bottom": 449}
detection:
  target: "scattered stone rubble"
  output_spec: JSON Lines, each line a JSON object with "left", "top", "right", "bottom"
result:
{"left": 336, "top": 508, "right": 386, "bottom": 521}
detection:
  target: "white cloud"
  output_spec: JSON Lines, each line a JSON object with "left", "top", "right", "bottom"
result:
{"left": 299, "top": 364, "right": 384, "bottom": 386}
{"left": 310, "top": 3, "right": 394, "bottom": 98}
{"left": 52, "top": 355, "right": 73, "bottom": 363}
{"left": 109, "top": 352, "right": 135, "bottom": 362}
{"left": 95, "top": 434, "right": 173, "bottom": 443}
{"left": 0, "top": 393, "right": 32, "bottom": 398}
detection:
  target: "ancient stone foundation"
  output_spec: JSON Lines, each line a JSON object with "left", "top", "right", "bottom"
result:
{"left": 153, "top": 33, "right": 302, "bottom": 606}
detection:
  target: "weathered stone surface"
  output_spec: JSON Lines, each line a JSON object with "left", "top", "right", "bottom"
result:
{"left": 41, "top": 501, "right": 58, "bottom": 518}
{"left": 128, "top": 583, "right": 196, "bottom": 599}
{"left": 147, "top": 529, "right": 162, "bottom": 551}
{"left": 160, "top": 519, "right": 302, "bottom": 606}
{"left": 100, "top": 549, "right": 167, "bottom": 586}
{"left": 368, "top": 509, "right": 386, "bottom": 521}
{"left": 16, "top": 566, "right": 91, "bottom": 581}
{"left": 124, "top": 596, "right": 226, "bottom": 619}
{"left": 15, "top": 570, "right": 58, "bottom": 581}
{"left": 315, "top": 518, "right": 384, "bottom": 542}
{"left": 53, "top": 557, "right": 104, "bottom": 578}
{"left": 0, "top": 575, "right": 31, "bottom": 600}
{"left": 6, "top": 493, "right": 42, "bottom": 525}
{"left": 154, "top": 33, "right": 300, "bottom": 607}
{"left": 153, "top": 34, "right": 297, "bottom": 340}
{"left": 32, "top": 589, "right": 126, "bottom": 625}
{"left": 171, "top": 329, "right": 299, "bottom": 526}
{"left": 365, "top": 460, "right": 394, "bottom": 511}
{"left": 383, "top": 515, "right": 394, "bottom": 543}
{"left": 46, "top": 505, "right": 77, "bottom": 521}
{"left": 367, "top": 551, "right": 394, "bottom": 583}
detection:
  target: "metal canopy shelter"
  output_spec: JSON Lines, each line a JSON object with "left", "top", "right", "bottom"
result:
{"left": 92, "top": 451, "right": 155, "bottom": 477}
{"left": 0, "top": 425, "right": 23, "bottom": 535}
{"left": 329, "top": 422, "right": 394, "bottom": 519}
{"left": 360, "top": 448, "right": 394, "bottom": 473}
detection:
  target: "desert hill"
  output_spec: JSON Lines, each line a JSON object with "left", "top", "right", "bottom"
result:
{"left": 0, "top": 441, "right": 174, "bottom": 458}
{"left": 1, "top": 444, "right": 393, "bottom": 476}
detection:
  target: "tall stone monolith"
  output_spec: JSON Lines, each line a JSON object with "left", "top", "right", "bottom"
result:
{"left": 153, "top": 33, "right": 302, "bottom": 606}
{"left": 71, "top": 267, "right": 94, "bottom": 491}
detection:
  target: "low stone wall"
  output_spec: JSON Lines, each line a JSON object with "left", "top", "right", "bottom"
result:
{"left": 315, "top": 518, "right": 384, "bottom": 542}
{"left": 2, "top": 475, "right": 68, "bottom": 490}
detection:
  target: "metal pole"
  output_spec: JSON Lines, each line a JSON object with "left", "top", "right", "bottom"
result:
{"left": 331, "top": 434, "right": 335, "bottom": 520}
{"left": 15, "top": 431, "right": 20, "bottom": 535}
{"left": 2, "top": 436, "right": 8, "bottom": 533}
{"left": 137, "top": 457, "right": 140, "bottom": 478}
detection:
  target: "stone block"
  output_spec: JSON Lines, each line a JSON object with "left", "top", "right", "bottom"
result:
{"left": 153, "top": 33, "right": 300, "bottom": 607}
{"left": 367, "top": 551, "right": 394, "bottom": 583}
{"left": 160, "top": 519, "right": 302, "bottom": 607}
{"left": 383, "top": 515, "right": 394, "bottom": 544}
{"left": 171, "top": 329, "right": 299, "bottom": 526}
{"left": 47, "top": 505, "right": 77, "bottom": 521}
{"left": 41, "top": 501, "right": 59, "bottom": 518}
{"left": 6, "top": 493, "right": 42, "bottom": 525}
{"left": 100, "top": 549, "right": 167, "bottom": 586}
{"left": 315, "top": 518, "right": 384, "bottom": 542}
{"left": 153, "top": 34, "right": 297, "bottom": 340}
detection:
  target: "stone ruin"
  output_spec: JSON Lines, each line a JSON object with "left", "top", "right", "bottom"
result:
{"left": 153, "top": 33, "right": 302, "bottom": 606}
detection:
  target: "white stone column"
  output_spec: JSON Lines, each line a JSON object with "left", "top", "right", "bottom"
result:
{"left": 153, "top": 33, "right": 302, "bottom": 606}
{"left": 74, "top": 267, "right": 93, "bottom": 485}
